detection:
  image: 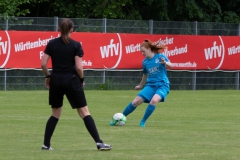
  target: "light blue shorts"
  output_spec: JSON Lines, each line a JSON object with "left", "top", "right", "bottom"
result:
{"left": 137, "top": 82, "right": 170, "bottom": 103}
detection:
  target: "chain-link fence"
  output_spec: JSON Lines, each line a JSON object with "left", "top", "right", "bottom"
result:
{"left": 1, "top": 17, "right": 239, "bottom": 35}
{"left": 0, "top": 69, "right": 239, "bottom": 90}
{"left": 0, "top": 16, "right": 239, "bottom": 90}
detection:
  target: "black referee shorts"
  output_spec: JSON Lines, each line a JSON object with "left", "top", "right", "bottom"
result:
{"left": 49, "top": 73, "right": 87, "bottom": 109}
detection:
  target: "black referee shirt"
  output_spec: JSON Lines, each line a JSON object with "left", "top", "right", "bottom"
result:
{"left": 44, "top": 37, "right": 84, "bottom": 72}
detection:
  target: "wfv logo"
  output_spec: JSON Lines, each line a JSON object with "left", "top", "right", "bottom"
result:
{"left": 0, "top": 31, "right": 11, "bottom": 68}
{"left": 0, "top": 37, "right": 8, "bottom": 55}
{"left": 203, "top": 36, "right": 225, "bottom": 70}
{"left": 100, "top": 39, "right": 119, "bottom": 58}
{"left": 99, "top": 33, "right": 122, "bottom": 69}
{"left": 204, "top": 41, "right": 223, "bottom": 60}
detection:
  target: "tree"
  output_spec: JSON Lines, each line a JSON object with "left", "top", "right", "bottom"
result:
{"left": 218, "top": 0, "right": 240, "bottom": 23}
{"left": 25, "top": 0, "right": 142, "bottom": 19}
{"left": 0, "top": 0, "right": 47, "bottom": 18}
{"left": 7, "top": 0, "right": 240, "bottom": 23}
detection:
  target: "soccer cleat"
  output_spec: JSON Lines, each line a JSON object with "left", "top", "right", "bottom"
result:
{"left": 96, "top": 143, "right": 112, "bottom": 151}
{"left": 41, "top": 145, "right": 53, "bottom": 150}
{"left": 140, "top": 121, "right": 145, "bottom": 127}
{"left": 110, "top": 121, "right": 115, "bottom": 126}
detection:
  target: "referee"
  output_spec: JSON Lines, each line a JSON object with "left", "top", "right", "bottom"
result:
{"left": 41, "top": 18, "right": 111, "bottom": 151}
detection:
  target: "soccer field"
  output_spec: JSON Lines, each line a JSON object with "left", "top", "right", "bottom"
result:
{"left": 0, "top": 90, "right": 240, "bottom": 160}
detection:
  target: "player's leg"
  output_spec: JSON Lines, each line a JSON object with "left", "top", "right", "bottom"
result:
{"left": 140, "top": 84, "right": 169, "bottom": 127}
{"left": 109, "top": 96, "right": 144, "bottom": 126}
{"left": 123, "top": 96, "right": 144, "bottom": 116}
{"left": 110, "top": 85, "right": 154, "bottom": 126}
{"left": 137, "top": 85, "right": 156, "bottom": 127}
{"left": 123, "top": 84, "right": 154, "bottom": 117}
{"left": 139, "top": 94, "right": 159, "bottom": 127}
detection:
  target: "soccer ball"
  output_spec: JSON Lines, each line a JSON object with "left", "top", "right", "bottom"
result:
{"left": 112, "top": 113, "right": 126, "bottom": 126}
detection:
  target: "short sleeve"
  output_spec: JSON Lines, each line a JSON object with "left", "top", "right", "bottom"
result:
{"left": 160, "top": 54, "right": 170, "bottom": 62}
{"left": 75, "top": 42, "right": 84, "bottom": 57}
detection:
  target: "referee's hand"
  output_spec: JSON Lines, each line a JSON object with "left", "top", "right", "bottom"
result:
{"left": 45, "top": 78, "right": 50, "bottom": 89}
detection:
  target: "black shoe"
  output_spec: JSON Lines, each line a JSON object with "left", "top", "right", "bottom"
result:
{"left": 96, "top": 143, "right": 112, "bottom": 151}
{"left": 41, "top": 145, "right": 53, "bottom": 150}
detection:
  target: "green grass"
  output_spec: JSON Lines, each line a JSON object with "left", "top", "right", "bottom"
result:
{"left": 0, "top": 90, "right": 240, "bottom": 160}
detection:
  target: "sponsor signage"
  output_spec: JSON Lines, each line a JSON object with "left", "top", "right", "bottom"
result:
{"left": 0, "top": 31, "right": 239, "bottom": 70}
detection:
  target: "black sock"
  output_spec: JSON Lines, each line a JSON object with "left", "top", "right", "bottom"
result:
{"left": 43, "top": 116, "right": 59, "bottom": 147}
{"left": 83, "top": 115, "right": 102, "bottom": 143}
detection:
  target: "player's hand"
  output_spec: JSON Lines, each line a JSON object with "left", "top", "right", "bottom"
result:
{"left": 160, "top": 57, "right": 166, "bottom": 65}
{"left": 135, "top": 85, "right": 142, "bottom": 90}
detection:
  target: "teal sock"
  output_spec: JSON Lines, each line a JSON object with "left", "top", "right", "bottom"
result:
{"left": 141, "top": 104, "right": 156, "bottom": 122}
{"left": 122, "top": 102, "right": 136, "bottom": 116}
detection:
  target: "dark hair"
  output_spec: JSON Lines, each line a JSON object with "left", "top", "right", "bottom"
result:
{"left": 59, "top": 18, "right": 74, "bottom": 44}
{"left": 141, "top": 39, "right": 167, "bottom": 53}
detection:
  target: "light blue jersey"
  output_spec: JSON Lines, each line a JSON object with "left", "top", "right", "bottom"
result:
{"left": 120, "top": 53, "right": 171, "bottom": 127}
{"left": 142, "top": 54, "right": 170, "bottom": 84}
{"left": 138, "top": 53, "right": 170, "bottom": 103}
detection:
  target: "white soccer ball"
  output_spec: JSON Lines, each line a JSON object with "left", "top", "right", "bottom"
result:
{"left": 112, "top": 113, "right": 126, "bottom": 126}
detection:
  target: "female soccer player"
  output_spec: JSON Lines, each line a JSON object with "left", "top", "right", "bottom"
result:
{"left": 41, "top": 18, "right": 111, "bottom": 150}
{"left": 110, "top": 39, "right": 172, "bottom": 127}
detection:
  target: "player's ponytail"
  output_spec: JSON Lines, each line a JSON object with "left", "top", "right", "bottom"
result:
{"left": 142, "top": 39, "right": 167, "bottom": 53}
{"left": 59, "top": 18, "right": 74, "bottom": 44}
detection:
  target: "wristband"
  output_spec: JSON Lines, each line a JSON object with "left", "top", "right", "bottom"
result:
{"left": 45, "top": 75, "right": 51, "bottom": 78}
{"left": 80, "top": 77, "right": 84, "bottom": 83}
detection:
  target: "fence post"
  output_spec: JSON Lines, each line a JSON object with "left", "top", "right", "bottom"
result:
{"left": 149, "top": 20, "right": 153, "bottom": 34}
{"left": 238, "top": 23, "right": 240, "bottom": 36}
{"left": 4, "top": 18, "right": 8, "bottom": 91}
{"left": 191, "top": 21, "right": 198, "bottom": 90}
{"left": 103, "top": 18, "right": 107, "bottom": 33}
{"left": 192, "top": 71, "right": 196, "bottom": 90}
{"left": 4, "top": 18, "right": 8, "bottom": 30}
{"left": 102, "top": 69, "right": 106, "bottom": 84}
{"left": 195, "top": 21, "right": 198, "bottom": 35}
{"left": 102, "top": 18, "right": 107, "bottom": 85}
{"left": 54, "top": 16, "right": 58, "bottom": 31}
{"left": 236, "top": 71, "right": 239, "bottom": 90}
{"left": 4, "top": 70, "right": 7, "bottom": 91}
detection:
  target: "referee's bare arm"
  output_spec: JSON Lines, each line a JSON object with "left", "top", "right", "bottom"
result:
{"left": 75, "top": 56, "right": 84, "bottom": 79}
{"left": 41, "top": 53, "right": 51, "bottom": 76}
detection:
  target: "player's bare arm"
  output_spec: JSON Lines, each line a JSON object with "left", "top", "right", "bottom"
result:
{"left": 161, "top": 57, "right": 172, "bottom": 69}
{"left": 135, "top": 74, "right": 147, "bottom": 90}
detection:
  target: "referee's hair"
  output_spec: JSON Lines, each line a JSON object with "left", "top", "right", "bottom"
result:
{"left": 59, "top": 18, "right": 74, "bottom": 44}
